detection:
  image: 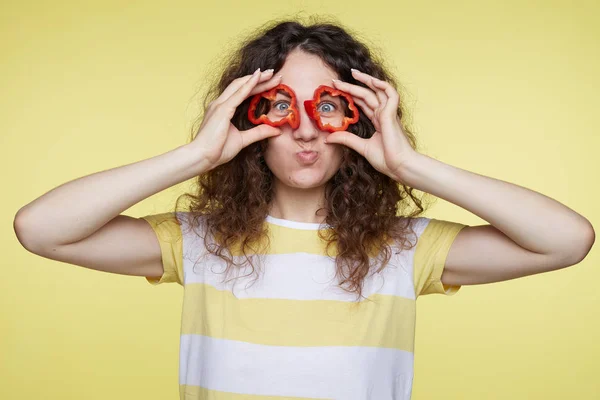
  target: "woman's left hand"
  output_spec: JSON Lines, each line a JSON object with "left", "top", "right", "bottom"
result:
{"left": 326, "top": 69, "right": 419, "bottom": 182}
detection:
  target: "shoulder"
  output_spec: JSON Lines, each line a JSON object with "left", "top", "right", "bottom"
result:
{"left": 141, "top": 212, "right": 182, "bottom": 242}
{"left": 410, "top": 217, "right": 469, "bottom": 296}
{"left": 140, "top": 211, "right": 208, "bottom": 240}
{"left": 395, "top": 216, "right": 466, "bottom": 240}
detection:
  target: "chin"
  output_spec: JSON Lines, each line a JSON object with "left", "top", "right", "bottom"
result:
{"left": 284, "top": 171, "right": 331, "bottom": 188}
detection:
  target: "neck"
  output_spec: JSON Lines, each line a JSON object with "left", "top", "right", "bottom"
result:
{"left": 268, "top": 184, "right": 328, "bottom": 224}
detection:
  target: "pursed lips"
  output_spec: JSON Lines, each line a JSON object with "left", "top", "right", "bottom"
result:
{"left": 295, "top": 150, "right": 319, "bottom": 164}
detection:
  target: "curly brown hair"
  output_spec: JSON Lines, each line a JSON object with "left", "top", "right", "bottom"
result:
{"left": 174, "top": 14, "right": 432, "bottom": 302}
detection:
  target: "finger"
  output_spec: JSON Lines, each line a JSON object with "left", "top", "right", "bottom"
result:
{"left": 215, "top": 69, "right": 274, "bottom": 105}
{"left": 239, "top": 124, "right": 282, "bottom": 148}
{"left": 352, "top": 97, "right": 374, "bottom": 120}
{"left": 325, "top": 131, "right": 368, "bottom": 158}
{"left": 331, "top": 79, "right": 380, "bottom": 111}
{"left": 350, "top": 69, "right": 388, "bottom": 107}
{"left": 352, "top": 97, "right": 381, "bottom": 132}
{"left": 223, "top": 69, "right": 266, "bottom": 110}
{"left": 248, "top": 74, "right": 283, "bottom": 96}
{"left": 330, "top": 80, "right": 379, "bottom": 128}
{"left": 371, "top": 78, "right": 400, "bottom": 119}
{"left": 214, "top": 69, "right": 259, "bottom": 104}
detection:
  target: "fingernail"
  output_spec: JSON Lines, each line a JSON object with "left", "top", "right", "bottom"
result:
{"left": 332, "top": 78, "right": 339, "bottom": 83}
{"left": 276, "top": 74, "right": 283, "bottom": 79}
{"left": 254, "top": 67, "right": 260, "bottom": 74}
{"left": 264, "top": 69, "right": 274, "bottom": 74}
{"left": 351, "top": 68, "right": 360, "bottom": 73}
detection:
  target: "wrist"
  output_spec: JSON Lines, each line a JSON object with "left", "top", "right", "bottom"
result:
{"left": 393, "top": 151, "right": 430, "bottom": 189}
{"left": 179, "top": 143, "right": 212, "bottom": 176}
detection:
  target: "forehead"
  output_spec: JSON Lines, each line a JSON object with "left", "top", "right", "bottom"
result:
{"left": 277, "top": 49, "right": 339, "bottom": 100}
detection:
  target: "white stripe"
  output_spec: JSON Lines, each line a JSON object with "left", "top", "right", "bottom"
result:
{"left": 183, "top": 252, "right": 416, "bottom": 300}
{"left": 176, "top": 212, "right": 427, "bottom": 302}
{"left": 265, "top": 214, "right": 332, "bottom": 230}
{"left": 180, "top": 334, "right": 414, "bottom": 399}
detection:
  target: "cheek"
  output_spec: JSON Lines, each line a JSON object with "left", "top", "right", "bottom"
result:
{"left": 263, "top": 150, "right": 275, "bottom": 169}
{"left": 329, "top": 145, "right": 344, "bottom": 169}
{"left": 262, "top": 139, "right": 287, "bottom": 170}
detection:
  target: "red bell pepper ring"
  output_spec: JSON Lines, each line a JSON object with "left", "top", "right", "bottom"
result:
{"left": 303, "top": 85, "right": 360, "bottom": 133}
{"left": 247, "top": 83, "right": 300, "bottom": 129}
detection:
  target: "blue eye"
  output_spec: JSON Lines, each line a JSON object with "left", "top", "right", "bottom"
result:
{"left": 317, "top": 102, "right": 336, "bottom": 113}
{"left": 273, "top": 102, "right": 289, "bottom": 112}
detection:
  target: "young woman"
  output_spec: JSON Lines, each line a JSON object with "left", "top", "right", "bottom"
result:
{"left": 14, "top": 18, "right": 594, "bottom": 400}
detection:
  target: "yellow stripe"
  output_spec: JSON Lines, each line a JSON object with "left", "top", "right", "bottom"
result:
{"left": 179, "top": 384, "right": 332, "bottom": 400}
{"left": 181, "top": 283, "right": 415, "bottom": 351}
{"left": 219, "top": 223, "right": 337, "bottom": 256}
{"left": 225, "top": 223, "right": 395, "bottom": 258}
{"left": 141, "top": 213, "right": 184, "bottom": 285}
{"left": 414, "top": 218, "right": 467, "bottom": 296}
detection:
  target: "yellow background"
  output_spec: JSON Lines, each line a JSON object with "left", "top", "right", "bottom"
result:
{"left": 2, "top": 0, "right": 598, "bottom": 399}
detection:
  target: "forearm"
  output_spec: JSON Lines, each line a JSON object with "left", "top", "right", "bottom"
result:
{"left": 398, "top": 152, "right": 594, "bottom": 257}
{"left": 15, "top": 143, "right": 208, "bottom": 247}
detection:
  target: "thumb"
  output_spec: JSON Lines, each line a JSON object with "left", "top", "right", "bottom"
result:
{"left": 326, "top": 131, "right": 366, "bottom": 156}
{"left": 242, "top": 124, "right": 282, "bottom": 145}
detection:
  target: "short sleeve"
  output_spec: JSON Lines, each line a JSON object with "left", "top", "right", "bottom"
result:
{"left": 413, "top": 218, "right": 468, "bottom": 297}
{"left": 141, "top": 212, "right": 184, "bottom": 286}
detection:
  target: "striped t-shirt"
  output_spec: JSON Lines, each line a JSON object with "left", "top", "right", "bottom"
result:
{"left": 142, "top": 211, "right": 467, "bottom": 400}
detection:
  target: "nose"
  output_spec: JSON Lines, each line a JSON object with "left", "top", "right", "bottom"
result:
{"left": 292, "top": 101, "right": 320, "bottom": 141}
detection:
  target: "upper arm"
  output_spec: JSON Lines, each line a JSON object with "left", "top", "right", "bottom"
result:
{"left": 15, "top": 213, "right": 180, "bottom": 284}
{"left": 441, "top": 223, "right": 591, "bottom": 287}
{"left": 413, "top": 218, "right": 468, "bottom": 297}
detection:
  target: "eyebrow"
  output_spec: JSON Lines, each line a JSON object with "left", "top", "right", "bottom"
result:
{"left": 274, "top": 91, "right": 343, "bottom": 105}
{"left": 275, "top": 92, "right": 291, "bottom": 99}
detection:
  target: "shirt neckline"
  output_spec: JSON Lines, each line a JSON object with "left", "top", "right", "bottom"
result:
{"left": 266, "top": 214, "right": 332, "bottom": 230}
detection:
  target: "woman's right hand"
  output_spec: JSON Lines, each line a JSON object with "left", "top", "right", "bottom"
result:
{"left": 191, "top": 68, "right": 283, "bottom": 171}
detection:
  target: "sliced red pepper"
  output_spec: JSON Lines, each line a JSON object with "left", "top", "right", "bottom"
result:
{"left": 247, "top": 83, "right": 300, "bottom": 129}
{"left": 303, "top": 85, "right": 360, "bottom": 133}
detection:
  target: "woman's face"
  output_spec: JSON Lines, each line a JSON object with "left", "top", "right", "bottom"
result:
{"left": 262, "top": 49, "right": 345, "bottom": 190}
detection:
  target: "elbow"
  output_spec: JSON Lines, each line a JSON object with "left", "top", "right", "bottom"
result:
{"left": 565, "top": 221, "right": 595, "bottom": 266}
{"left": 14, "top": 209, "right": 43, "bottom": 254}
